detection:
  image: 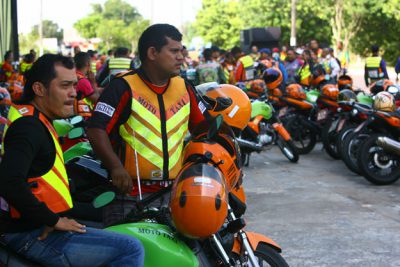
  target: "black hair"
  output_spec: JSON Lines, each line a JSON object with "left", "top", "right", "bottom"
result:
{"left": 74, "top": 52, "right": 90, "bottom": 70}
{"left": 107, "top": 49, "right": 114, "bottom": 56}
{"left": 211, "top": 45, "right": 220, "bottom": 53}
{"left": 21, "top": 54, "right": 75, "bottom": 103}
{"left": 23, "top": 53, "right": 35, "bottom": 63}
{"left": 4, "top": 50, "right": 12, "bottom": 61}
{"left": 87, "top": 49, "right": 96, "bottom": 58}
{"left": 371, "top": 45, "right": 379, "bottom": 53}
{"left": 114, "top": 47, "right": 129, "bottom": 57}
{"left": 138, "top": 24, "right": 182, "bottom": 62}
{"left": 303, "top": 49, "right": 311, "bottom": 57}
{"left": 203, "top": 48, "right": 212, "bottom": 61}
{"left": 231, "top": 46, "right": 242, "bottom": 56}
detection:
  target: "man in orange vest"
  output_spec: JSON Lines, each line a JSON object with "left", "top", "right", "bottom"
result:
{"left": 0, "top": 54, "right": 144, "bottom": 266}
{"left": 87, "top": 24, "right": 205, "bottom": 226}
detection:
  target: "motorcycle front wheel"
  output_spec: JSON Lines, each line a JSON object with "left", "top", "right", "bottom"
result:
{"left": 357, "top": 134, "right": 400, "bottom": 185}
{"left": 276, "top": 137, "right": 299, "bottom": 163}
{"left": 253, "top": 243, "right": 290, "bottom": 267}
{"left": 284, "top": 116, "right": 317, "bottom": 154}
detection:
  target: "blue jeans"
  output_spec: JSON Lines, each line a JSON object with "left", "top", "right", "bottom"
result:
{"left": 1, "top": 227, "right": 144, "bottom": 267}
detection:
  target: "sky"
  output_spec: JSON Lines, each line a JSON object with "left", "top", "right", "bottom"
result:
{"left": 17, "top": 0, "right": 203, "bottom": 34}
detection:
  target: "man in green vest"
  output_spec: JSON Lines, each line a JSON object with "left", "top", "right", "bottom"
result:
{"left": 96, "top": 47, "right": 135, "bottom": 86}
{"left": 364, "top": 45, "right": 388, "bottom": 87}
{"left": 231, "top": 46, "right": 255, "bottom": 82}
{"left": 0, "top": 54, "right": 144, "bottom": 266}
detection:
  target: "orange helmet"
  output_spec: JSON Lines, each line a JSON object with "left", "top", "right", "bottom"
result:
{"left": 248, "top": 79, "right": 266, "bottom": 98}
{"left": 285, "top": 84, "right": 306, "bottom": 100}
{"left": 321, "top": 84, "right": 339, "bottom": 101}
{"left": 370, "top": 79, "right": 393, "bottom": 95}
{"left": 203, "top": 84, "right": 251, "bottom": 130}
{"left": 262, "top": 68, "right": 283, "bottom": 90}
{"left": 170, "top": 162, "right": 228, "bottom": 239}
{"left": 337, "top": 75, "right": 353, "bottom": 90}
{"left": 184, "top": 123, "right": 242, "bottom": 191}
{"left": 373, "top": 91, "right": 396, "bottom": 112}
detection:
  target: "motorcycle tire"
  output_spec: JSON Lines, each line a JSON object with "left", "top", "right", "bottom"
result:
{"left": 253, "top": 243, "right": 290, "bottom": 267}
{"left": 357, "top": 134, "right": 400, "bottom": 185}
{"left": 341, "top": 130, "right": 370, "bottom": 175}
{"left": 276, "top": 137, "right": 299, "bottom": 163}
{"left": 336, "top": 125, "right": 356, "bottom": 158}
{"left": 321, "top": 118, "right": 341, "bottom": 159}
{"left": 284, "top": 116, "right": 317, "bottom": 154}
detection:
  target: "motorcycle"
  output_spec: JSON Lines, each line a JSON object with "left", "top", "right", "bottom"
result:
{"left": 239, "top": 96, "right": 299, "bottom": 166}
{"left": 271, "top": 86, "right": 318, "bottom": 154}
{"left": 356, "top": 110, "right": 400, "bottom": 185}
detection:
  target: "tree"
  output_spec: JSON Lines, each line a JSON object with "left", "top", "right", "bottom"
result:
{"left": 74, "top": 0, "right": 146, "bottom": 53}
{"left": 194, "top": 0, "right": 243, "bottom": 49}
{"left": 32, "top": 20, "right": 64, "bottom": 44}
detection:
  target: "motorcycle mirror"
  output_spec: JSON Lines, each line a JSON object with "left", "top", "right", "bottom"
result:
{"left": 93, "top": 191, "right": 116, "bottom": 208}
{"left": 207, "top": 114, "right": 223, "bottom": 139}
{"left": 388, "top": 86, "right": 399, "bottom": 94}
{"left": 68, "top": 127, "right": 85, "bottom": 139}
{"left": 53, "top": 120, "right": 74, "bottom": 137}
{"left": 70, "top": 116, "right": 84, "bottom": 125}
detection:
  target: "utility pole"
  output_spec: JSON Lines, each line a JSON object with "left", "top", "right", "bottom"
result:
{"left": 39, "top": 0, "right": 43, "bottom": 56}
{"left": 290, "top": 0, "right": 296, "bottom": 47}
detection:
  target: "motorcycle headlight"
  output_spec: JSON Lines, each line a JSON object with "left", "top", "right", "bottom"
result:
{"left": 351, "top": 109, "right": 358, "bottom": 116}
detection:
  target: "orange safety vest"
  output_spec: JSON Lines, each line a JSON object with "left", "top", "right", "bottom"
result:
{"left": 118, "top": 72, "right": 190, "bottom": 180}
{"left": 1, "top": 104, "right": 73, "bottom": 218}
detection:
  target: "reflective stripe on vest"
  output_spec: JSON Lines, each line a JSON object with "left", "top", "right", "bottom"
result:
{"left": 298, "top": 64, "right": 311, "bottom": 86}
{"left": 366, "top": 56, "right": 384, "bottom": 79}
{"left": 119, "top": 73, "right": 190, "bottom": 180}
{"left": 1, "top": 105, "right": 73, "bottom": 218}
{"left": 91, "top": 61, "right": 97, "bottom": 74}
{"left": 239, "top": 55, "right": 255, "bottom": 80}
{"left": 20, "top": 62, "right": 32, "bottom": 74}
{"left": 109, "top": 58, "right": 132, "bottom": 75}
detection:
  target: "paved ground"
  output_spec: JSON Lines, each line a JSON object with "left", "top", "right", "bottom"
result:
{"left": 243, "top": 144, "right": 400, "bottom": 267}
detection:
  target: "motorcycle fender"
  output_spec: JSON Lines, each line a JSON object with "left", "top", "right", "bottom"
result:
{"left": 232, "top": 231, "right": 282, "bottom": 254}
{"left": 272, "top": 123, "right": 291, "bottom": 141}
{"left": 107, "top": 222, "right": 198, "bottom": 267}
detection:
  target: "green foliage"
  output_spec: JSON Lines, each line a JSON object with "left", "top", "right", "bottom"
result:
{"left": 31, "top": 20, "right": 63, "bottom": 43}
{"left": 193, "top": 0, "right": 400, "bottom": 63}
{"left": 194, "top": 0, "right": 243, "bottom": 49}
{"left": 74, "top": 0, "right": 147, "bottom": 53}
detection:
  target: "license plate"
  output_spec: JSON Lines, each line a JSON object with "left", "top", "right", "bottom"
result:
{"left": 317, "top": 109, "right": 328, "bottom": 121}
{"left": 278, "top": 106, "right": 288, "bottom": 117}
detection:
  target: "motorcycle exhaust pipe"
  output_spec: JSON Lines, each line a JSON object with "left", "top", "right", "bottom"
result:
{"left": 376, "top": 137, "right": 400, "bottom": 156}
{"left": 236, "top": 138, "right": 263, "bottom": 152}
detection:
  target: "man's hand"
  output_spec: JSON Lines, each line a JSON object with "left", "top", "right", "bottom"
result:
{"left": 38, "top": 217, "right": 86, "bottom": 241}
{"left": 111, "top": 167, "right": 133, "bottom": 194}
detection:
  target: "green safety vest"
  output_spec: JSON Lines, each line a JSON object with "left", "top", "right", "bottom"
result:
{"left": 109, "top": 57, "right": 132, "bottom": 75}
{"left": 365, "top": 56, "right": 384, "bottom": 79}
{"left": 239, "top": 55, "right": 255, "bottom": 80}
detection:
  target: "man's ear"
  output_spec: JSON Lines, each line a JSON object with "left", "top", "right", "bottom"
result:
{"left": 147, "top": 47, "right": 158, "bottom": 61}
{"left": 32, "top": 82, "right": 46, "bottom": 97}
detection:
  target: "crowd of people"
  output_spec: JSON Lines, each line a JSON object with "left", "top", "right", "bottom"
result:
{"left": 179, "top": 39, "right": 353, "bottom": 89}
